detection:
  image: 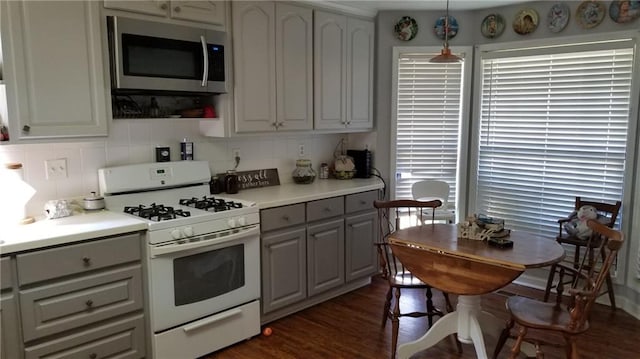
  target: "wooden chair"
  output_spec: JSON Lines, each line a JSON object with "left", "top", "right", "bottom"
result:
{"left": 543, "top": 196, "right": 621, "bottom": 309}
{"left": 373, "top": 199, "right": 459, "bottom": 359}
{"left": 411, "top": 180, "right": 455, "bottom": 223}
{"left": 493, "top": 219, "right": 624, "bottom": 359}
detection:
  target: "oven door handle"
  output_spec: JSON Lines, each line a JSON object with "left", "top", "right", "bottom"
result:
{"left": 183, "top": 307, "right": 242, "bottom": 333}
{"left": 150, "top": 225, "right": 259, "bottom": 258}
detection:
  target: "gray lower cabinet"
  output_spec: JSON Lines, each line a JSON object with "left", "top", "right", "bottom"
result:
{"left": 1, "top": 257, "right": 21, "bottom": 359}
{"left": 8, "top": 232, "right": 146, "bottom": 359}
{"left": 261, "top": 226, "right": 307, "bottom": 313}
{"left": 260, "top": 190, "right": 378, "bottom": 321}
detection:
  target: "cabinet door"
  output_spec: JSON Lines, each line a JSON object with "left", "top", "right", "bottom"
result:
{"left": 307, "top": 218, "right": 345, "bottom": 296}
{"left": 103, "top": 0, "right": 169, "bottom": 16}
{"left": 2, "top": 1, "right": 107, "bottom": 139}
{"left": 313, "top": 10, "right": 347, "bottom": 130}
{"left": 232, "top": 1, "right": 277, "bottom": 133}
{"left": 346, "top": 17, "right": 374, "bottom": 130}
{"left": 171, "top": 1, "right": 225, "bottom": 26}
{"left": 345, "top": 211, "right": 377, "bottom": 282}
{"left": 1, "top": 294, "right": 21, "bottom": 359}
{"left": 275, "top": 3, "right": 313, "bottom": 131}
{"left": 262, "top": 227, "right": 307, "bottom": 313}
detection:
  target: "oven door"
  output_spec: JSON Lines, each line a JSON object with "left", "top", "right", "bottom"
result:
{"left": 148, "top": 225, "right": 259, "bottom": 332}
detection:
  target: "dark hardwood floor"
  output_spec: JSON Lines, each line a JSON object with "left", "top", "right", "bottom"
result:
{"left": 210, "top": 276, "right": 640, "bottom": 359}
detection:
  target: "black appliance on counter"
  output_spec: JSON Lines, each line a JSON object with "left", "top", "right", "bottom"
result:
{"left": 347, "top": 149, "right": 372, "bottom": 178}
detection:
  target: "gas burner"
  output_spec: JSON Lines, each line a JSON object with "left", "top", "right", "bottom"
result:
{"left": 124, "top": 203, "right": 191, "bottom": 221}
{"left": 179, "top": 196, "right": 244, "bottom": 212}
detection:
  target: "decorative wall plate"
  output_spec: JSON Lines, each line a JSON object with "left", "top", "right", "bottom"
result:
{"left": 548, "top": 3, "right": 570, "bottom": 33}
{"left": 481, "top": 13, "right": 505, "bottom": 38}
{"left": 395, "top": 16, "right": 418, "bottom": 41}
{"left": 513, "top": 8, "right": 539, "bottom": 35}
{"left": 576, "top": 1, "right": 606, "bottom": 29}
{"left": 609, "top": 0, "right": 640, "bottom": 23}
{"left": 434, "top": 15, "right": 459, "bottom": 40}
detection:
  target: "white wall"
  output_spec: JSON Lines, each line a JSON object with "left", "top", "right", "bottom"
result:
{"left": 0, "top": 123, "right": 346, "bottom": 216}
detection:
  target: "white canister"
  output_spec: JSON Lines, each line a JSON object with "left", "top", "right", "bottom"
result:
{"left": 1, "top": 163, "right": 36, "bottom": 225}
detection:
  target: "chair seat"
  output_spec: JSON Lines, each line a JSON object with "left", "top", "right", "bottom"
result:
{"left": 506, "top": 296, "right": 589, "bottom": 335}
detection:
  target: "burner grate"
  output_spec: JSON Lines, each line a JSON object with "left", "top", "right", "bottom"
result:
{"left": 179, "top": 196, "right": 244, "bottom": 212}
{"left": 124, "top": 203, "right": 191, "bottom": 221}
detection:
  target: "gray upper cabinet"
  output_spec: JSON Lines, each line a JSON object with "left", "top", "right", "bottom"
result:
{"left": 0, "top": 0, "right": 108, "bottom": 140}
{"left": 103, "top": 1, "right": 226, "bottom": 26}
{"left": 314, "top": 11, "right": 374, "bottom": 131}
{"left": 233, "top": 1, "right": 313, "bottom": 133}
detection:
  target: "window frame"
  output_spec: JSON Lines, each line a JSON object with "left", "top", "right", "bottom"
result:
{"left": 390, "top": 46, "right": 474, "bottom": 217}
{"left": 468, "top": 31, "right": 640, "bottom": 284}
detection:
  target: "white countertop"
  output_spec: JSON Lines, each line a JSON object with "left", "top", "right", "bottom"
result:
{"left": 3, "top": 210, "right": 147, "bottom": 254}
{"left": 2, "top": 178, "right": 383, "bottom": 255}
{"left": 227, "top": 177, "right": 384, "bottom": 209}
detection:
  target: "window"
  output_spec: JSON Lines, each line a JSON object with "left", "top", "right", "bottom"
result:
{"left": 472, "top": 39, "right": 637, "bottom": 241}
{"left": 391, "top": 47, "right": 471, "bottom": 209}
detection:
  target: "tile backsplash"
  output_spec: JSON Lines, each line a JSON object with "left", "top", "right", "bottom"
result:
{"left": 0, "top": 118, "right": 352, "bottom": 217}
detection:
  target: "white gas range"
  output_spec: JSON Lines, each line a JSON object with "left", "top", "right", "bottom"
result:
{"left": 98, "top": 161, "right": 260, "bottom": 359}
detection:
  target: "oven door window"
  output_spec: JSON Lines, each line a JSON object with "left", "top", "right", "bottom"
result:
{"left": 173, "top": 243, "right": 245, "bottom": 306}
{"left": 122, "top": 34, "right": 203, "bottom": 80}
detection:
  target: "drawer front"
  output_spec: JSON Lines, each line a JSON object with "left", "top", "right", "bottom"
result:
{"left": 24, "top": 314, "right": 145, "bottom": 359}
{"left": 20, "top": 264, "right": 143, "bottom": 341}
{"left": 17, "top": 233, "right": 141, "bottom": 285}
{"left": 1, "top": 257, "right": 12, "bottom": 290}
{"left": 261, "top": 204, "right": 306, "bottom": 232}
{"left": 345, "top": 190, "right": 378, "bottom": 213}
{"left": 307, "top": 197, "right": 344, "bottom": 222}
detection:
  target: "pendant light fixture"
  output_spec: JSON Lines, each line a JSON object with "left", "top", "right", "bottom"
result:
{"left": 430, "top": 0, "right": 462, "bottom": 63}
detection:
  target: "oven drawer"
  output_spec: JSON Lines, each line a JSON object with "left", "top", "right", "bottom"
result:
{"left": 20, "top": 264, "right": 143, "bottom": 341}
{"left": 307, "top": 197, "right": 344, "bottom": 222}
{"left": 345, "top": 190, "right": 378, "bottom": 213}
{"left": 16, "top": 233, "right": 141, "bottom": 285}
{"left": 24, "top": 314, "right": 145, "bottom": 359}
{"left": 153, "top": 300, "right": 260, "bottom": 359}
{"left": 260, "top": 203, "right": 306, "bottom": 232}
{"left": 1, "top": 257, "right": 12, "bottom": 290}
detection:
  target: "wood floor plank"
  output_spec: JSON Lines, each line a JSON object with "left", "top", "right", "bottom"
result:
{"left": 208, "top": 276, "right": 640, "bottom": 359}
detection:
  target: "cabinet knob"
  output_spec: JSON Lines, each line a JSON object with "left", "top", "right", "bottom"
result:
{"left": 86, "top": 299, "right": 94, "bottom": 308}
{"left": 278, "top": 122, "right": 284, "bottom": 128}
{"left": 282, "top": 215, "right": 289, "bottom": 221}
{"left": 174, "top": 6, "right": 181, "bottom": 12}
{"left": 160, "top": 2, "right": 168, "bottom": 10}
{"left": 89, "top": 353, "right": 97, "bottom": 359}
{"left": 324, "top": 207, "right": 332, "bottom": 212}
{"left": 360, "top": 200, "right": 366, "bottom": 205}
{"left": 22, "top": 125, "right": 31, "bottom": 133}
{"left": 82, "top": 257, "right": 91, "bottom": 266}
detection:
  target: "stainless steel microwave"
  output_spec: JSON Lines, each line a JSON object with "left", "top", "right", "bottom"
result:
{"left": 107, "top": 16, "right": 228, "bottom": 94}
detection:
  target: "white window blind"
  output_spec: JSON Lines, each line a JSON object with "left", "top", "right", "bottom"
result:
{"left": 476, "top": 45, "right": 633, "bottom": 240}
{"left": 395, "top": 53, "right": 464, "bottom": 203}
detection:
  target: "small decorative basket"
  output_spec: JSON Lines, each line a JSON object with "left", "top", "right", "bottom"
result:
{"left": 333, "top": 170, "right": 356, "bottom": 180}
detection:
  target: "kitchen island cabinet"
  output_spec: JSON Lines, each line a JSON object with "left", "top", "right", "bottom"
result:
{"left": 260, "top": 189, "right": 379, "bottom": 323}
{"left": 0, "top": 0, "right": 108, "bottom": 140}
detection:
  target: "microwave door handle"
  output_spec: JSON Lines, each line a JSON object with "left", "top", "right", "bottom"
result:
{"left": 200, "top": 35, "right": 209, "bottom": 87}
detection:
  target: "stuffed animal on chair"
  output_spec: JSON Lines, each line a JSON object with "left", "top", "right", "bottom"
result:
{"left": 563, "top": 205, "right": 598, "bottom": 239}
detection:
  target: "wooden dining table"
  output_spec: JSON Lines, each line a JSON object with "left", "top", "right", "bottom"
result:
{"left": 388, "top": 223, "right": 565, "bottom": 359}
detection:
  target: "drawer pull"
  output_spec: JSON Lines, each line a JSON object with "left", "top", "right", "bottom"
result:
{"left": 324, "top": 207, "right": 332, "bottom": 212}
{"left": 89, "top": 353, "right": 97, "bottom": 359}
{"left": 360, "top": 200, "right": 367, "bottom": 205}
{"left": 282, "top": 215, "right": 290, "bottom": 221}
{"left": 86, "top": 299, "right": 94, "bottom": 308}
{"left": 174, "top": 6, "right": 181, "bottom": 12}
{"left": 82, "top": 257, "right": 91, "bottom": 266}
{"left": 160, "top": 2, "right": 167, "bottom": 10}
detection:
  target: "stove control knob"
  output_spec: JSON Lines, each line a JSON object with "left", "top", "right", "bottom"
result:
{"left": 171, "top": 229, "right": 182, "bottom": 239}
{"left": 227, "top": 218, "right": 236, "bottom": 228}
{"left": 183, "top": 226, "right": 194, "bottom": 237}
{"left": 238, "top": 217, "right": 246, "bottom": 226}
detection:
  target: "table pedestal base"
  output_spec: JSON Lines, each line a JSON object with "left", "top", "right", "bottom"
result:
{"left": 397, "top": 295, "right": 505, "bottom": 359}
